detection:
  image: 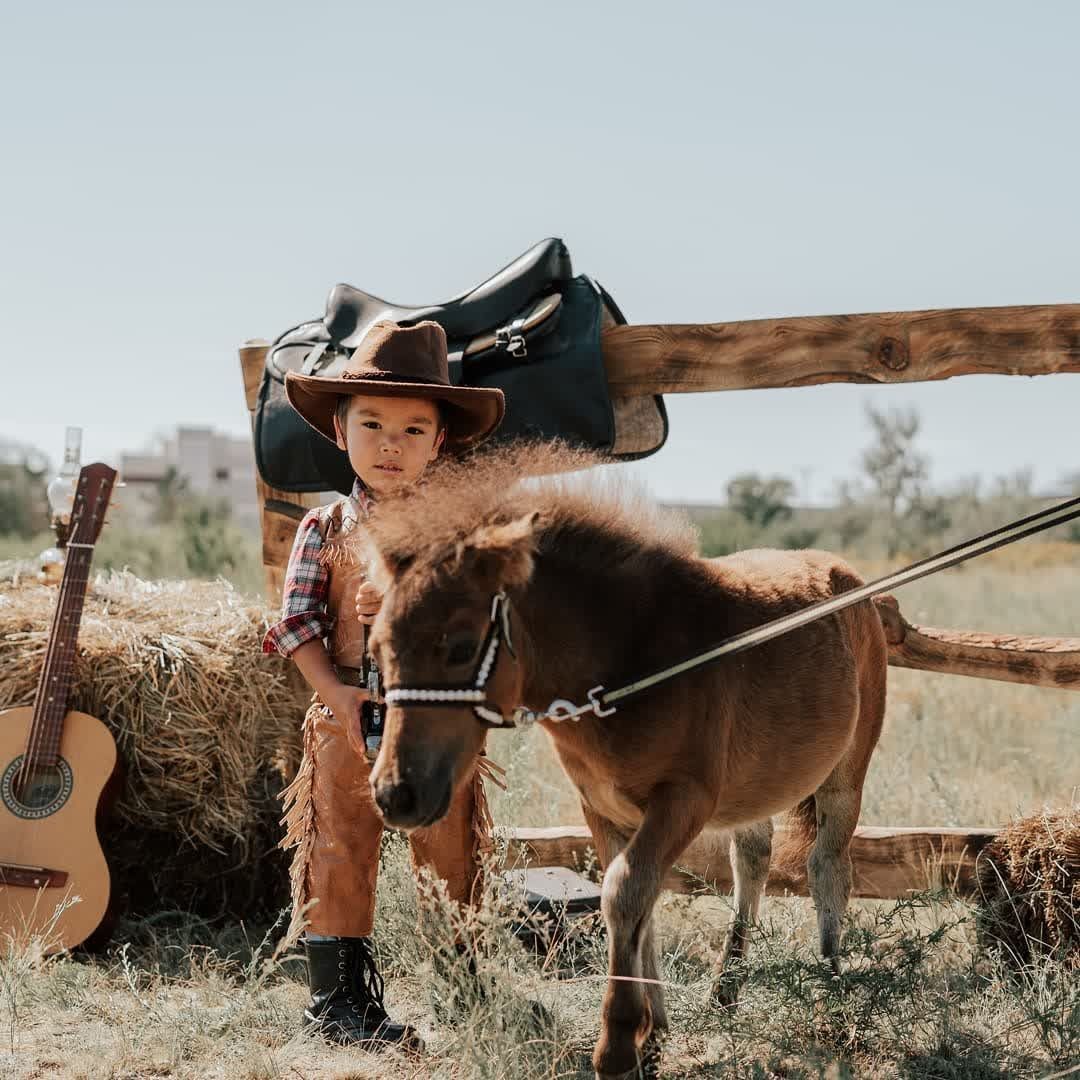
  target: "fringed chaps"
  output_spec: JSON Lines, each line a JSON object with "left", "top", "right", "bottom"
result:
{"left": 278, "top": 698, "right": 503, "bottom": 949}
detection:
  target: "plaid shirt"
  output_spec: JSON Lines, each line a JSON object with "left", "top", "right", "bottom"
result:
{"left": 262, "top": 480, "right": 373, "bottom": 658}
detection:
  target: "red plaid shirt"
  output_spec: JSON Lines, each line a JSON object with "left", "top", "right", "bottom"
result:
{"left": 262, "top": 480, "right": 373, "bottom": 658}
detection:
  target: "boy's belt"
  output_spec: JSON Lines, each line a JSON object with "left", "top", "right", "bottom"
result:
{"left": 334, "top": 665, "right": 366, "bottom": 687}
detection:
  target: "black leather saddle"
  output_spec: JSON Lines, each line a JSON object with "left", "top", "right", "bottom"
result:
{"left": 268, "top": 239, "right": 573, "bottom": 382}
{"left": 258, "top": 238, "right": 667, "bottom": 493}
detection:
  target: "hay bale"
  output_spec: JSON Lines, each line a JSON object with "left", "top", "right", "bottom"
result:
{"left": 0, "top": 572, "right": 306, "bottom": 918}
{"left": 976, "top": 806, "right": 1080, "bottom": 969}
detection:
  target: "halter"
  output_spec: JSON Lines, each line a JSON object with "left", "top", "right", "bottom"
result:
{"left": 384, "top": 591, "right": 612, "bottom": 729}
{"left": 384, "top": 591, "right": 521, "bottom": 728}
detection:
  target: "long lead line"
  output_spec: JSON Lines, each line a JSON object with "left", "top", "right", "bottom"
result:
{"left": 600, "top": 492, "right": 1080, "bottom": 711}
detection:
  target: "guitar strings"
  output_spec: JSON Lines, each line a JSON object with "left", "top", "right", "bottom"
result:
{"left": 20, "top": 523, "right": 79, "bottom": 784}
{"left": 18, "top": 550, "right": 79, "bottom": 796}
{"left": 18, "top": 556, "right": 69, "bottom": 793}
{"left": 19, "top": 503, "right": 90, "bottom": 799}
{"left": 21, "top": 546, "right": 91, "bottom": 802}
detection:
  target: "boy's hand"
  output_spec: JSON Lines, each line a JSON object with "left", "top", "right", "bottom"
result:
{"left": 355, "top": 581, "right": 382, "bottom": 625}
{"left": 323, "top": 683, "right": 371, "bottom": 757}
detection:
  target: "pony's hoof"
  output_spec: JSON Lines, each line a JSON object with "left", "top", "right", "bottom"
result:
{"left": 710, "top": 973, "right": 743, "bottom": 1010}
{"left": 593, "top": 1032, "right": 663, "bottom": 1080}
{"left": 639, "top": 1031, "right": 663, "bottom": 1078}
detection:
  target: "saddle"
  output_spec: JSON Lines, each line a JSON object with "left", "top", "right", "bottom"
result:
{"left": 256, "top": 238, "right": 668, "bottom": 493}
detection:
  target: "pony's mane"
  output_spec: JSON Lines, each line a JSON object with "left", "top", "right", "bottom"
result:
{"left": 362, "top": 442, "right": 699, "bottom": 569}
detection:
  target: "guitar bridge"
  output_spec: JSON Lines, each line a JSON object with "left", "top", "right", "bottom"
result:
{"left": 0, "top": 862, "right": 69, "bottom": 889}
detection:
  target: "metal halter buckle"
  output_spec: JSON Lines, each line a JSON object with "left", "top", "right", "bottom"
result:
{"left": 512, "top": 685, "right": 615, "bottom": 727}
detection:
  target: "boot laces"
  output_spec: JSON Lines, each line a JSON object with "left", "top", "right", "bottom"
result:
{"left": 352, "top": 938, "right": 387, "bottom": 1018}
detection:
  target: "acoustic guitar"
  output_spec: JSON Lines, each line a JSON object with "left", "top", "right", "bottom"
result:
{"left": 0, "top": 463, "right": 118, "bottom": 953}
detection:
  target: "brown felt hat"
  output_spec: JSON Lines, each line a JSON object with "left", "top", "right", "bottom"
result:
{"left": 285, "top": 320, "right": 505, "bottom": 451}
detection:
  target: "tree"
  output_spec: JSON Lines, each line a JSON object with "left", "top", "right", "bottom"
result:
{"left": 861, "top": 406, "right": 926, "bottom": 522}
{"left": 0, "top": 441, "right": 50, "bottom": 538}
{"left": 152, "top": 466, "right": 189, "bottom": 525}
{"left": 180, "top": 498, "right": 242, "bottom": 577}
{"left": 725, "top": 473, "right": 795, "bottom": 530}
{"left": 859, "top": 405, "right": 949, "bottom": 557}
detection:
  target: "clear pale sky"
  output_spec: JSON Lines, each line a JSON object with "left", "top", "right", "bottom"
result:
{"left": 2, "top": 2, "right": 1077, "bottom": 503}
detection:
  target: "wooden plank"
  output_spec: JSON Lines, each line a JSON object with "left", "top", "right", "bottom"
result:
{"left": 238, "top": 341, "right": 324, "bottom": 602}
{"left": 876, "top": 596, "right": 1080, "bottom": 690}
{"left": 602, "top": 304, "right": 1080, "bottom": 395}
{"left": 499, "top": 824, "right": 998, "bottom": 900}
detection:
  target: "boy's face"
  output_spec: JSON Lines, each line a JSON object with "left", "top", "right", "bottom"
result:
{"left": 333, "top": 393, "right": 445, "bottom": 495}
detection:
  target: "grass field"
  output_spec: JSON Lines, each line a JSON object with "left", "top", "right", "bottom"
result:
{"left": 2, "top": 553, "right": 1078, "bottom": 1078}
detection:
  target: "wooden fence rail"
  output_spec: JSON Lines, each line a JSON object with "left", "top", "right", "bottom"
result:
{"left": 240, "top": 300, "right": 1080, "bottom": 686}
{"left": 500, "top": 824, "right": 999, "bottom": 901}
{"left": 602, "top": 303, "right": 1080, "bottom": 395}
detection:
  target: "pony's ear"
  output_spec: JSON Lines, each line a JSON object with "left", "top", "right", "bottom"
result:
{"left": 465, "top": 512, "right": 540, "bottom": 588}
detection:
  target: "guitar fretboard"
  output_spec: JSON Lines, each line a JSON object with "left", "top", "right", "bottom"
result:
{"left": 24, "top": 546, "right": 93, "bottom": 769}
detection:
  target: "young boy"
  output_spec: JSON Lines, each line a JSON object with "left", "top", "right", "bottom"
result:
{"left": 262, "top": 320, "right": 505, "bottom": 1048}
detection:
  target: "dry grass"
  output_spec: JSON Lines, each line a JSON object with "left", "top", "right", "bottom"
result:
{"left": 0, "top": 571, "right": 304, "bottom": 847}
{"left": 0, "top": 571, "right": 306, "bottom": 915}
{"left": 2, "top": 554, "right": 1079, "bottom": 1077}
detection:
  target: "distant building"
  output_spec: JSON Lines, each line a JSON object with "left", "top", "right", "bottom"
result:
{"left": 119, "top": 427, "right": 259, "bottom": 531}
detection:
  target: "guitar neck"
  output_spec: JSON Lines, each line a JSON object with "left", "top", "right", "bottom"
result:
{"left": 25, "top": 544, "right": 95, "bottom": 768}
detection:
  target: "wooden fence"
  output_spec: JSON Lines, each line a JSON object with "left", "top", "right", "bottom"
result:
{"left": 240, "top": 300, "right": 1079, "bottom": 900}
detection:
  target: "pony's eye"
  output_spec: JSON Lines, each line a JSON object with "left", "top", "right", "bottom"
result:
{"left": 446, "top": 638, "right": 479, "bottom": 666}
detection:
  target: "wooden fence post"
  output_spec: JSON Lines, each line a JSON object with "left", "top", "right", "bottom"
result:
{"left": 239, "top": 341, "right": 325, "bottom": 603}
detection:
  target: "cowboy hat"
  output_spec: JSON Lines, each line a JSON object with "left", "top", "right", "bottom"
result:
{"left": 284, "top": 320, "right": 505, "bottom": 451}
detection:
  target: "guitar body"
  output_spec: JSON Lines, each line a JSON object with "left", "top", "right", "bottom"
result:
{"left": 0, "top": 706, "right": 117, "bottom": 953}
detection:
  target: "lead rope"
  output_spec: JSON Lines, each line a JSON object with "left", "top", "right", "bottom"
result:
{"left": 559, "top": 490, "right": 1080, "bottom": 722}
{"left": 386, "top": 492, "right": 1080, "bottom": 729}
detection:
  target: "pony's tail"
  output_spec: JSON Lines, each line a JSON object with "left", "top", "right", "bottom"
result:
{"left": 772, "top": 795, "right": 817, "bottom": 884}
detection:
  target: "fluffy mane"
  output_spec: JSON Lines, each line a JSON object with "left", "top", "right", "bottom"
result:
{"left": 358, "top": 442, "right": 699, "bottom": 576}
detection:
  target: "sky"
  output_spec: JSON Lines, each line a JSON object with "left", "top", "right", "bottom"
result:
{"left": 2, "top": 1, "right": 1078, "bottom": 504}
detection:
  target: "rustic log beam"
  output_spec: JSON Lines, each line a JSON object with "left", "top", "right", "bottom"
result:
{"left": 876, "top": 596, "right": 1080, "bottom": 691}
{"left": 239, "top": 341, "right": 325, "bottom": 602}
{"left": 602, "top": 304, "right": 1080, "bottom": 395}
{"left": 236, "top": 360, "right": 1080, "bottom": 688}
{"left": 499, "top": 824, "right": 998, "bottom": 900}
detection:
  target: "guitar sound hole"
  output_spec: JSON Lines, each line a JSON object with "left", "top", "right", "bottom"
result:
{"left": 18, "top": 767, "right": 64, "bottom": 808}
{"left": 1, "top": 756, "right": 74, "bottom": 820}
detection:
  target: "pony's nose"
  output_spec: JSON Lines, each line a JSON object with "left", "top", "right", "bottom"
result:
{"left": 374, "top": 779, "right": 416, "bottom": 823}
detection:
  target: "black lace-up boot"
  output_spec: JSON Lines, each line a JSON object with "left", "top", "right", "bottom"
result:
{"left": 303, "top": 937, "right": 423, "bottom": 1050}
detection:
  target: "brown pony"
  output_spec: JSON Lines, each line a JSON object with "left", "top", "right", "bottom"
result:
{"left": 359, "top": 447, "right": 888, "bottom": 1080}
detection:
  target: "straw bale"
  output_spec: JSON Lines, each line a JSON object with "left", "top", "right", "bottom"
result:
{"left": 0, "top": 572, "right": 307, "bottom": 916}
{"left": 976, "top": 806, "right": 1080, "bottom": 968}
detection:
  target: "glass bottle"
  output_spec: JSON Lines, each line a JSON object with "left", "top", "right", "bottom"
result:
{"left": 38, "top": 427, "right": 82, "bottom": 584}
{"left": 46, "top": 427, "right": 83, "bottom": 529}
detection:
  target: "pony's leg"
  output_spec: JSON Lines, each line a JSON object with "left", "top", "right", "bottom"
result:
{"left": 637, "top": 915, "right": 667, "bottom": 1077}
{"left": 582, "top": 801, "right": 671, "bottom": 1047}
{"left": 582, "top": 803, "right": 668, "bottom": 1075}
{"left": 592, "top": 784, "right": 709, "bottom": 1080}
{"left": 807, "top": 766, "right": 862, "bottom": 972}
{"left": 712, "top": 819, "right": 773, "bottom": 1007}
{"left": 809, "top": 602, "right": 887, "bottom": 973}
